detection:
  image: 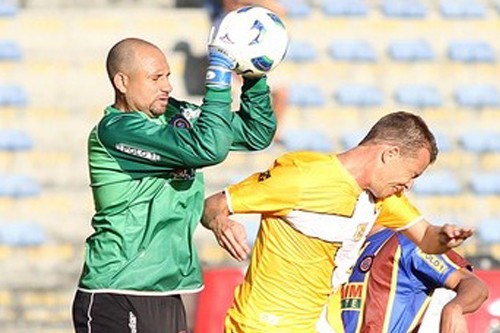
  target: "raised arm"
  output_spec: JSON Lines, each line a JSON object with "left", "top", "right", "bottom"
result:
{"left": 201, "top": 191, "right": 251, "bottom": 262}
{"left": 402, "top": 220, "right": 474, "bottom": 254}
{"left": 229, "top": 76, "right": 277, "bottom": 151}
{"left": 440, "top": 268, "right": 489, "bottom": 333}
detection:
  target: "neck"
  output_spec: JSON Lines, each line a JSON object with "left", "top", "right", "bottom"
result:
{"left": 337, "top": 145, "right": 378, "bottom": 190}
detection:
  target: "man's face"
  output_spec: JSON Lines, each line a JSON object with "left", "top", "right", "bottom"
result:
{"left": 124, "top": 47, "right": 172, "bottom": 117}
{"left": 369, "top": 146, "right": 431, "bottom": 199}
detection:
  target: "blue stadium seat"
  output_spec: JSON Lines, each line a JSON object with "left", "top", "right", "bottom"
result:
{"left": 0, "top": 85, "right": 28, "bottom": 107}
{"left": 0, "top": 1, "right": 18, "bottom": 17}
{"left": 380, "top": 0, "right": 427, "bottom": 18}
{"left": 412, "top": 171, "right": 462, "bottom": 195}
{"left": 0, "top": 40, "right": 22, "bottom": 61}
{"left": 281, "top": 129, "right": 332, "bottom": 152}
{"left": 459, "top": 131, "right": 500, "bottom": 153}
{"left": 322, "top": 0, "right": 368, "bottom": 17}
{"left": 387, "top": 40, "right": 434, "bottom": 62}
{"left": 285, "top": 40, "right": 317, "bottom": 62}
{"left": 454, "top": 85, "right": 500, "bottom": 108}
{"left": 394, "top": 85, "right": 442, "bottom": 108}
{"left": 334, "top": 85, "right": 383, "bottom": 107}
{"left": 340, "top": 131, "right": 365, "bottom": 149}
{"left": 288, "top": 84, "right": 325, "bottom": 107}
{"left": 447, "top": 41, "right": 496, "bottom": 63}
{"left": 434, "top": 131, "right": 453, "bottom": 152}
{"left": 469, "top": 172, "right": 500, "bottom": 194}
{"left": 0, "top": 175, "right": 41, "bottom": 197}
{"left": 280, "top": 0, "right": 312, "bottom": 17}
{"left": 0, "top": 222, "right": 46, "bottom": 246}
{"left": 476, "top": 219, "right": 500, "bottom": 243}
{"left": 328, "top": 40, "right": 377, "bottom": 62}
{"left": 0, "top": 129, "right": 33, "bottom": 151}
{"left": 439, "top": 0, "right": 485, "bottom": 18}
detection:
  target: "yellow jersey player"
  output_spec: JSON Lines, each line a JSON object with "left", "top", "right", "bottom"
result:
{"left": 202, "top": 111, "right": 473, "bottom": 333}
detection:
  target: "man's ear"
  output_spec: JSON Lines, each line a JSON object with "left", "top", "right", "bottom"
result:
{"left": 381, "top": 146, "right": 400, "bottom": 164}
{"left": 113, "top": 72, "right": 128, "bottom": 94}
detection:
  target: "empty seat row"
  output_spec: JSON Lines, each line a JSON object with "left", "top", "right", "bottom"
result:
{"left": 0, "top": 40, "right": 22, "bottom": 61}
{"left": 0, "top": 175, "right": 41, "bottom": 197}
{"left": 0, "top": 221, "right": 46, "bottom": 246}
{"left": 287, "top": 83, "right": 500, "bottom": 108}
{"left": 0, "top": 85, "right": 28, "bottom": 107}
{"left": 0, "top": 129, "right": 33, "bottom": 151}
{"left": 283, "top": 0, "right": 488, "bottom": 19}
{"left": 285, "top": 39, "right": 496, "bottom": 63}
{"left": 0, "top": 1, "right": 18, "bottom": 17}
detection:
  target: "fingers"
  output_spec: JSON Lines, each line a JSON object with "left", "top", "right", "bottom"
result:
{"left": 215, "top": 220, "right": 251, "bottom": 262}
{"left": 441, "top": 224, "right": 475, "bottom": 248}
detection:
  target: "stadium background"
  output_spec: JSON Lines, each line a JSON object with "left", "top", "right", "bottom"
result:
{"left": 1, "top": 0, "right": 500, "bottom": 332}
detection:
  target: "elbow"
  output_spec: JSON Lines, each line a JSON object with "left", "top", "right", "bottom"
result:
{"left": 248, "top": 123, "right": 278, "bottom": 151}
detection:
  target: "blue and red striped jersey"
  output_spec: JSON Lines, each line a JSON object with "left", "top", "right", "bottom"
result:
{"left": 341, "top": 228, "right": 470, "bottom": 333}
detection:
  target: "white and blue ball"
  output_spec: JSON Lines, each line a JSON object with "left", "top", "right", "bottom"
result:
{"left": 214, "top": 6, "right": 289, "bottom": 78}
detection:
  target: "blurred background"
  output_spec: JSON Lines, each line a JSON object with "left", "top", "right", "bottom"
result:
{"left": 1, "top": 0, "right": 500, "bottom": 332}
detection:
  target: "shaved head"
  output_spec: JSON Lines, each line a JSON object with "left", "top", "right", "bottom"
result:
{"left": 105, "top": 37, "right": 172, "bottom": 117}
{"left": 106, "top": 37, "right": 161, "bottom": 83}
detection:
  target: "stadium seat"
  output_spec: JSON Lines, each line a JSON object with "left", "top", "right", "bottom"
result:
{"left": 380, "top": 0, "right": 427, "bottom": 18}
{"left": 0, "top": 175, "right": 41, "bottom": 198}
{"left": 387, "top": 40, "right": 434, "bottom": 62}
{"left": 340, "top": 131, "right": 365, "bottom": 149}
{"left": 288, "top": 84, "right": 325, "bottom": 107}
{"left": 0, "top": 85, "right": 28, "bottom": 107}
{"left": 476, "top": 219, "right": 500, "bottom": 243}
{"left": 280, "top": 0, "right": 312, "bottom": 17}
{"left": 469, "top": 172, "right": 500, "bottom": 195}
{"left": 447, "top": 41, "right": 496, "bottom": 63}
{"left": 459, "top": 131, "right": 500, "bottom": 153}
{"left": 0, "top": 40, "right": 22, "bottom": 61}
{"left": 285, "top": 40, "right": 318, "bottom": 62}
{"left": 439, "top": 0, "right": 486, "bottom": 18}
{"left": 412, "top": 171, "right": 462, "bottom": 195}
{"left": 434, "top": 131, "right": 453, "bottom": 152}
{"left": 0, "top": 1, "right": 18, "bottom": 17}
{"left": 394, "top": 85, "right": 442, "bottom": 108}
{"left": 454, "top": 85, "right": 500, "bottom": 109}
{"left": 334, "top": 85, "right": 383, "bottom": 107}
{"left": 0, "top": 222, "right": 46, "bottom": 246}
{"left": 322, "top": 0, "right": 368, "bottom": 17}
{"left": 281, "top": 129, "right": 333, "bottom": 152}
{"left": 0, "top": 129, "right": 33, "bottom": 151}
{"left": 328, "top": 40, "right": 377, "bottom": 62}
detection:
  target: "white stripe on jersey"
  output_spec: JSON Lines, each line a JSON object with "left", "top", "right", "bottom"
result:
{"left": 284, "top": 191, "right": 380, "bottom": 290}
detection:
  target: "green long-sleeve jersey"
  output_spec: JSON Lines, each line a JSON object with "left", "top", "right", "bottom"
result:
{"left": 78, "top": 77, "right": 276, "bottom": 294}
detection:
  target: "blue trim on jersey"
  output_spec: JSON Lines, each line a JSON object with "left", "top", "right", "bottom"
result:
{"left": 341, "top": 229, "right": 464, "bottom": 333}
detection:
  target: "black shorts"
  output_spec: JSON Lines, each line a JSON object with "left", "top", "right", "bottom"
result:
{"left": 72, "top": 290, "right": 188, "bottom": 333}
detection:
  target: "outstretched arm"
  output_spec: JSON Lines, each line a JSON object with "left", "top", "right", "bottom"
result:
{"left": 402, "top": 220, "right": 474, "bottom": 254}
{"left": 439, "top": 268, "right": 489, "bottom": 333}
{"left": 201, "top": 191, "right": 251, "bottom": 261}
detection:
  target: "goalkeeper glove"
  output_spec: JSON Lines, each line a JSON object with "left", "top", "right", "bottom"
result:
{"left": 205, "top": 26, "right": 238, "bottom": 89}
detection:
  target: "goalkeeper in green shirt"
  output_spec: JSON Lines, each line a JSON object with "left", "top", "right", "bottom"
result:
{"left": 71, "top": 36, "right": 276, "bottom": 333}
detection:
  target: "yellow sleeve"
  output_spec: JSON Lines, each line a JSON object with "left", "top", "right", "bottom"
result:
{"left": 376, "top": 194, "right": 422, "bottom": 230}
{"left": 226, "top": 158, "right": 301, "bottom": 216}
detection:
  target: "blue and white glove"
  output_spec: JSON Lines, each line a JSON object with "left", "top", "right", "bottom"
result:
{"left": 206, "top": 26, "right": 238, "bottom": 89}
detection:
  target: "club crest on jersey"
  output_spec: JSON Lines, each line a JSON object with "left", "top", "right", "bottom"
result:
{"left": 358, "top": 255, "right": 374, "bottom": 273}
{"left": 258, "top": 170, "right": 271, "bottom": 182}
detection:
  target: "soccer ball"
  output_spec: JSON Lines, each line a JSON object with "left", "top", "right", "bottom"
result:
{"left": 213, "top": 6, "right": 289, "bottom": 78}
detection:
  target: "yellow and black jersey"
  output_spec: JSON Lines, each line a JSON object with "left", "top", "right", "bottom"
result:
{"left": 224, "top": 152, "right": 422, "bottom": 333}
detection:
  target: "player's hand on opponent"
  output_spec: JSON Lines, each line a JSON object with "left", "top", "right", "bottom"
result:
{"left": 205, "top": 26, "right": 238, "bottom": 88}
{"left": 209, "top": 214, "right": 250, "bottom": 262}
{"left": 438, "top": 224, "right": 474, "bottom": 249}
{"left": 440, "top": 303, "right": 468, "bottom": 333}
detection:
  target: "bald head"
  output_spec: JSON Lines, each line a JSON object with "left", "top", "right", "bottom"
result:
{"left": 106, "top": 38, "right": 162, "bottom": 83}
